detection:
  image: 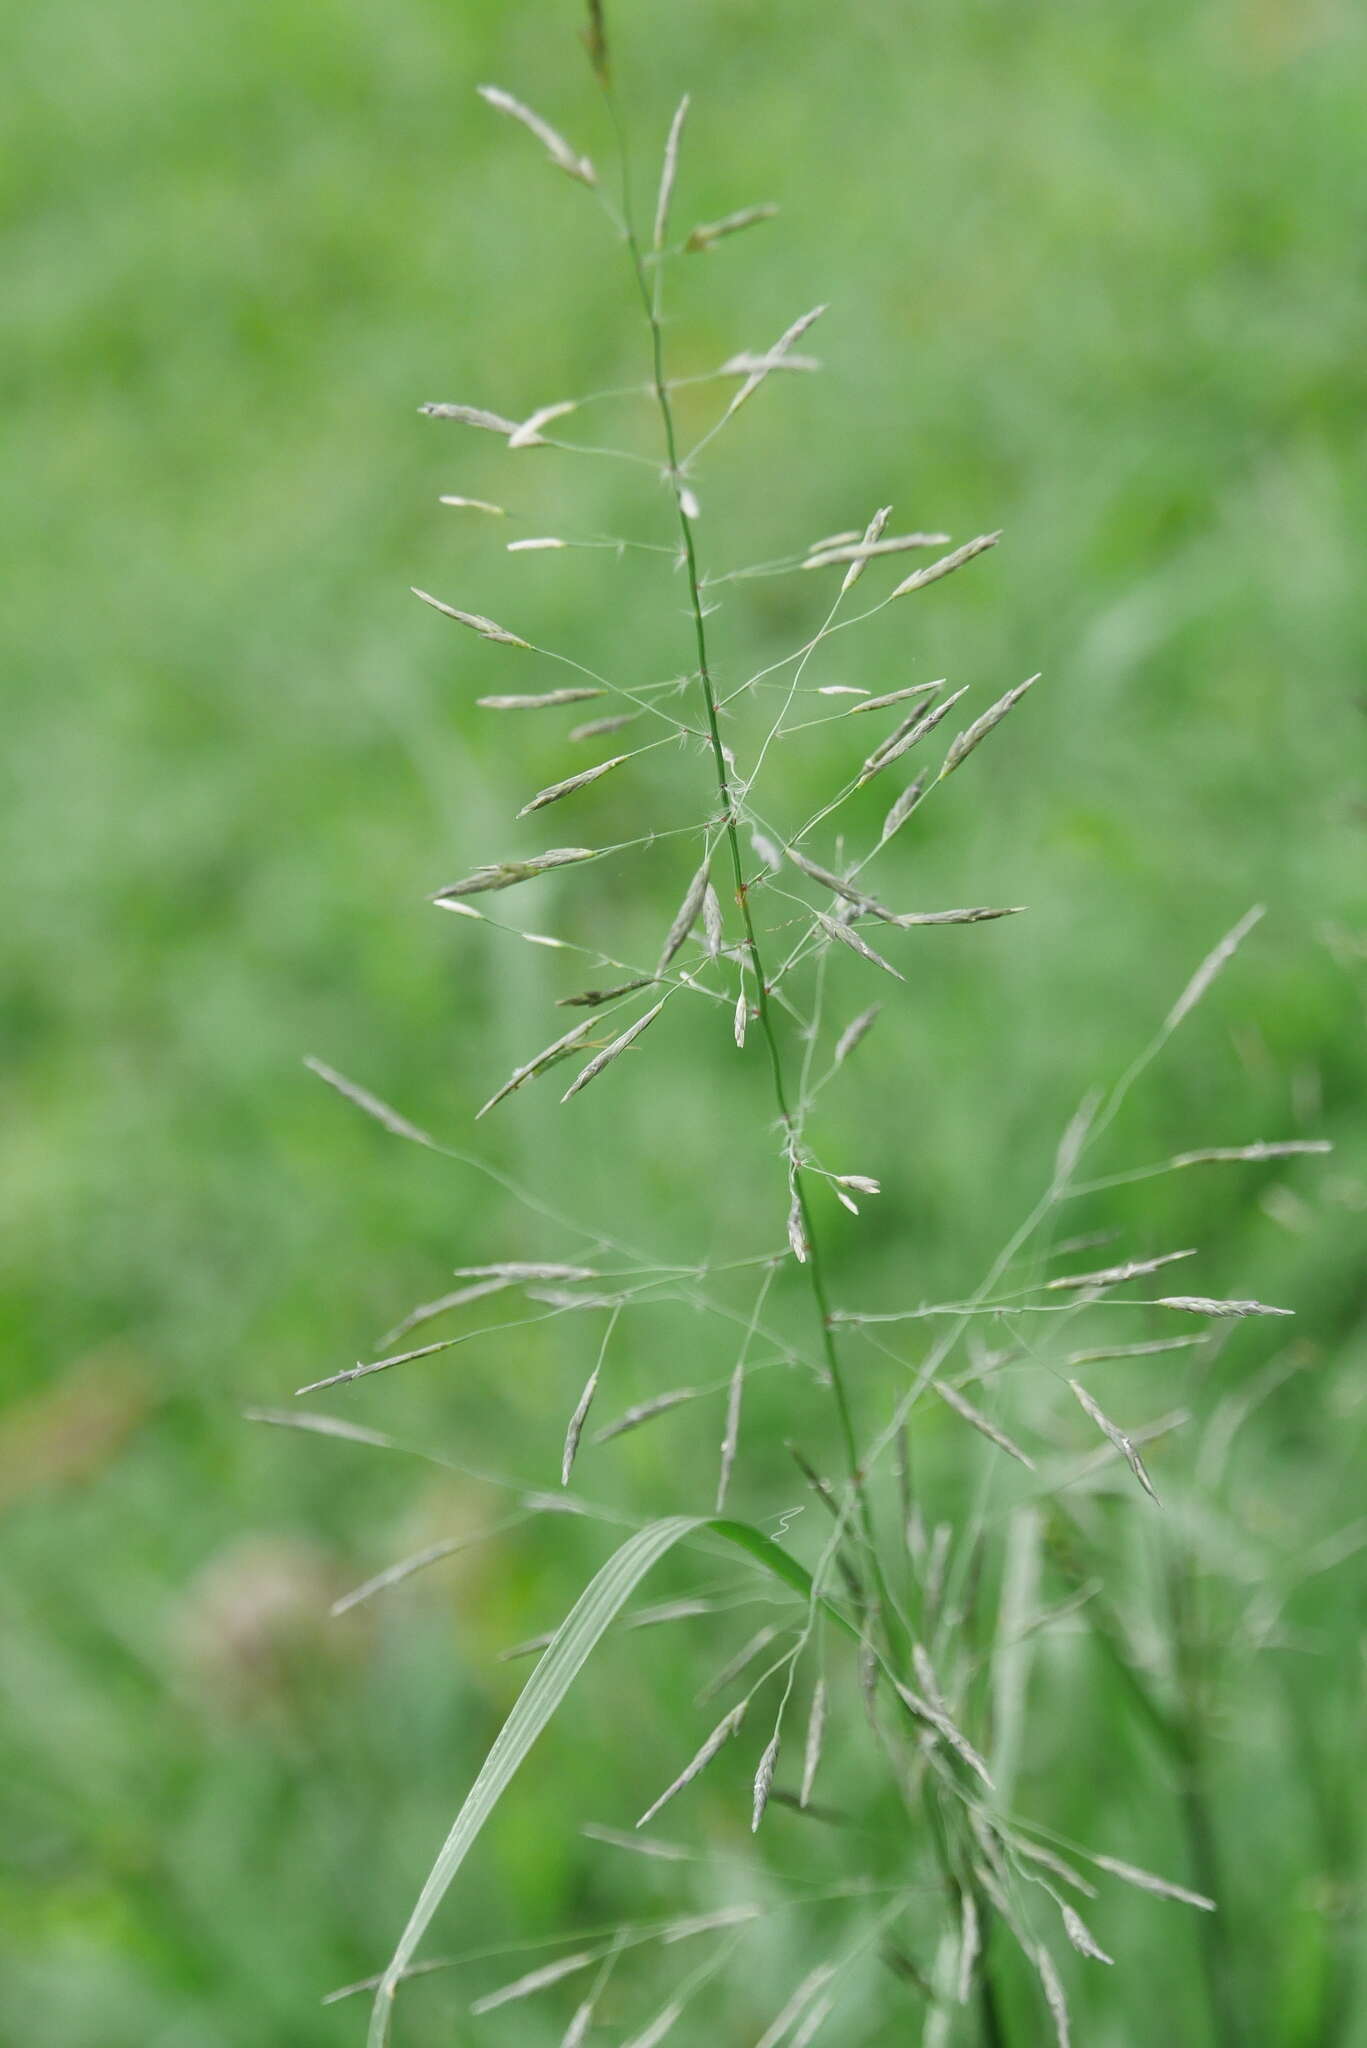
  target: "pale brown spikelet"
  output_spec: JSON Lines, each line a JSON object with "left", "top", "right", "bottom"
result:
{"left": 858, "top": 686, "right": 969, "bottom": 785}
{"left": 753, "top": 1967, "right": 838, "bottom": 2048}
{"left": 1168, "top": 1139, "right": 1331, "bottom": 1167}
{"left": 557, "top": 976, "right": 654, "bottom": 1008}
{"left": 879, "top": 776, "right": 928, "bottom": 845}
{"left": 891, "top": 531, "right": 1001, "bottom": 599}
{"left": 894, "top": 1682, "right": 994, "bottom": 1788}
{"left": 939, "top": 672, "right": 1041, "bottom": 779}
{"left": 789, "top": 1994, "right": 835, "bottom": 2047}
{"left": 509, "top": 400, "right": 580, "bottom": 448}
{"left": 722, "top": 305, "right": 827, "bottom": 421}
{"left": 804, "top": 533, "right": 952, "bottom": 571}
{"left": 379, "top": 1276, "right": 513, "bottom": 1348}
{"left": 1058, "top": 1903, "right": 1113, "bottom": 1966}
{"left": 451, "top": 1262, "right": 598, "bottom": 1282}
{"left": 1065, "top": 1337, "right": 1205, "bottom": 1366}
{"left": 622, "top": 2001, "right": 684, "bottom": 2048}
{"left": 935, "top": 1380, "right": 1036, "bottom": 1471}
{"left": 1088, "top": 1852, "right": 1215, "bottom": 1911}
{"left": 881, "top": 905, "right": 1025, "bottom": 928}
{"left": 733, "top": 991, "right": 749, "bottom": 1048}
{"left": 787, "top": 847, "right": 881, "bottom": 914}
{"left": 583, "top": 0, "right": 609, "bottom": 84}
{"left": 637, "top": 1702, "right": 747, "bottom": 1827}
{"left": 469, "top": 1951, "right": 597, "bottom": 2015}
{"left": 477, "top": 1017, "right": 599, "bottom": 1117}
{"left": 1068, "top": 1381, "right": 1161, "bottom": 1501}
{"left": 839, "top": 505, "right": 891, "bottom": 593}
{"left": 592, "top": 1386, "right": 700, "bottom": 1444}
{"left": 787, "top": 1189, "right": 810, "bottom": 1262}
{"left": 702, "top": 884, "right": 725, "bottom": 955}
{"left": 1046, "top": 1247, "right": 1196, "bottom": 1292}
{"left": 477, "top": 84, "right": 596, "bottom": 185}
{"left": 847, "top": 680, "right": 943, "bottom": 717}
{"left": 815, "top": 910, "right": 904, "bottom": 982}
{"left": 421, "top": 402, "right": 521, "bottom": 434}
{"left": 304, "top": 1057, "right": 436, "bottom": 1148}
{"left": 751, "top": 1728, "right": 781, "bottom": 1831}
{"left": 834, "top": 1003, "right": 881, "bottom": 1065}
{"left": 1034, "top": 1944, "right": 1071, "bottom": 2047}
{"left": 1155, "top": 1294, "right": 1294, "bottom": 1318}
{"left": 685, "top": 202, "right": 780, "bottom": 252}
{"left": 956, "top": 1889, "right": 981, "bottom": 2004}
{"left": 560, "top": 996, "right": 668, "bottom": 1100}
{"left": 569, "top": 710, "right": 639, "bottom": 743}
{"left": 1164, "top": 904, "right": 1264, "bottom": 1033}
{"left": 657, "top": 858, "right": 711, "bottom": 973}
{"left": 477, "top": 688, "right": 602, "bottom": 709}
{"left": 715, "top": 1355, "right": 744, "bottom": 1513}
{"left": 561, "top": 1367, "right": 600, "bottom": 1486}
{"left": 439, "top": 494, "right": 506, "bottom": 514}
{"left": 411, "top": 587, "right": 528, "bottom": 645}
{"left": 800, "top": 1678, "right": 827, "bottom": 1808}
{"left": 653, "top": 95, "right": 690, "bottom": 251}
{"left": 432, "top": 847, "right": 597, "bottom": 901}
{"left": 581, "top": 1821, "right": 691, "bottom": 1861}
{"left": 519, "top": 754, "right": 630, "bottom": 818}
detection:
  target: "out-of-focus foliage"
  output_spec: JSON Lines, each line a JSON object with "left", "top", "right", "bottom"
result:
{"left": 2, "top": 1, "right": 1363, "bottom": 2042}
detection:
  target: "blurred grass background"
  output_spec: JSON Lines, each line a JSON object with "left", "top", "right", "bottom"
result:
{"left": 3, "top": 0, "right": 1364, "bottom": 2041}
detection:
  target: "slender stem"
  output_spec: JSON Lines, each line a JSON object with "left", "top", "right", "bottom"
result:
{"left": 606, "top": 118, "right": 886, "bottom": 1616}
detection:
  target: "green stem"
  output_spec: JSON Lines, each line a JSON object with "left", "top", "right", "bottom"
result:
{"left": 606, "top": 106, "right": 893, "bottom": 1642}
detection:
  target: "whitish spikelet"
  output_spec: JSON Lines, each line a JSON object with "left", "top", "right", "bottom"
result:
{"left": 1088, "top": 1852, "right": 1215, "bottom": 1910}
{"left": 834, "top": 1004, "right": 881, "bottom": 1065}
{"left": 1165, "top": 904, "right": 1264, "bottom": 1033}
{"left": 570, "top": 711, "right": 639, "bottom": 743}
{"left": 477, "top": 1018, "right": 598, "bottom": 1118}
{"left": 751, "top": 1729, "right": 781, "bottom": 1831}
{"left": 477, "top": 688, "right": 601, "bottom": 709}
{"left": 561, "top": 1367, "right": 600, "bottom": 1486}
{"left": 509, "top": 400, "right": 579, "bottom": 448}
{"left": 506, "top": 536, "right": 569, "bottom": 552}
{"left": 939, "top": 673, "right": 1041, "bottom": 779}
{"left": 1046, "top": 1247, "right": 1196, "bottom": 1292}
{"left": 702, "top": 884, "right": 725, "bottom": 956}
{"left": 733, "top": 991, "right": 749, "bottom": 1048}
{"left": 519, "top": 755, "right": 630, "bottom": 817}
{"left": 477, "top": 84, "right": 596, "bottom": 185}
{"left": 751, "top": 829, "right": 783, "bottom": 873}
{"left": 622, "top": 2002, "right": 684, "bottom": 2048}
{"left": 753, "top": 1968, "right": 838, "bottom": 2048}
{"left": 722, "top": 305, "right": 827, "bottom": 421}
{"left": 439, "top": 494, "right": 506, "bottom": 514}
{"left": 800, "top": 1679, "right": 827, "bottom": 1808}
{"left": 839, "top": 505, "right": 891, "bottom": 593}
{"left": 891, "top": 531, "right": 1000, "bottom": 599}
{"left": 1034, "top": 1945, "right": 1071, "bottom": 2047}
{"left": 956, "top": 1890, "right": 980, "bottom": 2004}
{"left": 432, "top": 848, "right": 597, "bottom": 901}
{"left": 697, "top": 1623, "right": 781, "bottom": 1705}
{"left": 1068, "top": 1381, "right": 1161, "bottom": 1501}
{"left": 894, "top": 1683, "right": 994, "bottom": 1788}
{"left": 880, "top": 905, "right": 1024, "bottom": 929}
{"left": 560, "top": 997, "right": 668, "bottom": 1100}
{"left": 848, "top": 680, "right": 943, "bottom": 717}
{"left": 637, "top": 1703, "right": 747, "bottom": 1827}
{"left": 421, "top": 402, "right": 521, "bottom": 434}
{"left": 1155, "top": 1294, "right": 1293, "bottom": 1318}
{"left": 592, "top": 1387, "right": 701, "bottom": 1444}
{"left": 934, "top": 1381, "right": 1036, "bottom": 1471}
{"left": 816, "top": 911, "right": 904, "bottom": 982}
{"left": 686, "top": 202, "right": 780, "bottom": 251}
{"left": 1065, "top": 1338, "right": 1204, "bottom": 1366}
{"left": 653, "top": 95, "right": 690, "bottom": 250}
{"left": 804, "top": 533, "right": 951, "bottom": 571}
{"left": 858, "top": 687, "right": 968, "bottom": 785}
{"left": 787, "top": 1189, "right": 810, "bottom": 1262}
{"left": 1059, "top": 1903, "right": 1113, "bottom": 1966}
{"left": 657, "top": 859, "right": 711, "bottom": 973}
{"left": 715, "top": 1356, "right": 744, "bottom": 1513}
{"left": 304, "top": 1058, "right": 436, "bottom": 1148}
{"left": 879, "top": 775, "right": 928, "bottom": 845}
{"left": 790, "top": 1995, "right": 835, "bottom": 2047}
{"left": 470, "top": 1952, "right": 597, "bottom": 2016}
{"left": 412, "top": 587, "right": 528, "bottom": 644}
{"left": 1169, "top": 1139, "right": 1331, "bottom": 1167}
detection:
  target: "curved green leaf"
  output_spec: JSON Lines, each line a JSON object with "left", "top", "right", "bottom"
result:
{"left": 368, "top": 1514, "right": 847, "bottom": 2046}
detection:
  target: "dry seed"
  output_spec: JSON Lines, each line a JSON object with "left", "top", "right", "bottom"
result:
{"left": 519, "top": 755, "right": 630, "bottom": 817}
{"left": 560, "top": 997, "right": 668, "bottom": 1100}
{"left": 891, "top": 531, "right": 1001, "bottom": 599}
{"left": 476, "top": 84, "right": 595, "bottom": 185}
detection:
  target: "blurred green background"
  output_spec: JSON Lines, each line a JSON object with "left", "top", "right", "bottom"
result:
{"left": 3, "top": 0, "right": 1364, "bottom": 2041}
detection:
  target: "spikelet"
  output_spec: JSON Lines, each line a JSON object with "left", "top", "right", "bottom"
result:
{"left": 477, "top": 84, "right": 596, "bottom": 185}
